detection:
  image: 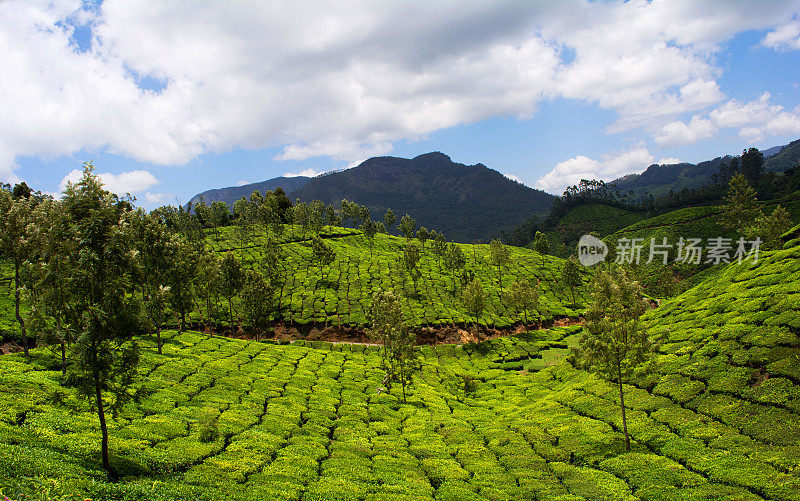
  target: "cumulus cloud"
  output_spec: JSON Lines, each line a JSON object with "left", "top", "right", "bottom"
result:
{"left": 658, "top": 157, "right": 681, "bottom": 165}
{"left": 654, "top": 92, "right": 800, "bottom": 146}
{"left": 59, "top": 169, "right": 159, "bottom": 195}
{"left": 655, "top": 116, "right": 716, "bottom": 147}
{"left": 283, "top": 168, "right": 323, "bottom": 178}
{"left": 762, "top": 19, "right": 800, "bottom": 50}
{"left": 535, "top": 145, "right": 654, "bottom": 193}
{"left": 1, "top": 0, "right": 799, "bottom": 182}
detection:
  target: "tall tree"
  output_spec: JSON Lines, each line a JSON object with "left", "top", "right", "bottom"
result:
{"left": 572, "top": 266, "right": 653, "bottom": 452}
{"left": 361, "top": 219, "right": 378, "bottom": 257}
{"left": 562, "top": 256, "right": 582, "bottom": 306}
{"left": 461, "top": 279, "right": 486, "bottom": 333}
{"left": 384, "top": 208, "right": 397, "bottom": 235}
{"left": 241, "top": 269, "right": 274, "bottom": 340}
{"left": 0, "top": 189, "right": 33, "bottom": 355}
{"left": 740, "top": 147, "right": 764, "bottom": 185}
{"left": 399, "top": 242, "right": 422, "bottom": 296}
{"left": 431, "top": 231, "right": 448, "bottom": 271}
{"left": 416, "top": 226, "right": 430, "bottom": 251}
{"left": 443, "top": 242, "right": 467, "bottom": 296}
{"left": 369, "top": 290, "right": 417, "bottom": 403}
{"left": 721, "top": 173, "right": 761, "bottom": 235}
{"left": 61, "top": 163, "right": 142, "bottom": 476}
{"left": 489, "top": 239, "right": 511, "bottom": 293}
{"left": 399, "top": 214, "right": 417, "bottom": 241}
{"left": 219, "top": 252, "right": 245, "bottom": 334}
{"left": 533, "top": 231, "right": 550, "bottom": 272}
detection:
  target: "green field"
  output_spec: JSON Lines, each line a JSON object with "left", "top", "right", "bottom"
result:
{"left": 1, "top": 234, "right": 798, "bottom": 500}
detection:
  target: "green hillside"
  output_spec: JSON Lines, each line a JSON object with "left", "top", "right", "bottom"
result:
{"left": 205, "top": 225, "right": 590, "bottom": 329}
{"left": 540, "top": 203, "right": 650, "bottom": 255}
{"left": 1, "top": 221, "right": 799, "bottom": 500}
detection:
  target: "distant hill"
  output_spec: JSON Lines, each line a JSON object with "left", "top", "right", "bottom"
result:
{"left": 187, "top": 152, "right": 555, "bottom": 242}
{"left": 186, "top": 176, "right": 311, "bottom": 208}
{"left": 610, "top": 139, "right": 800, "bottom": 197}
{"left": 291, "top": 152, "right": 555, "bottom": 242}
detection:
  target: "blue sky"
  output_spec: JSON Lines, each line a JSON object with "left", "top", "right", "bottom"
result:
{"left": 2, "top": 0, "right": 800, "bottom": 207}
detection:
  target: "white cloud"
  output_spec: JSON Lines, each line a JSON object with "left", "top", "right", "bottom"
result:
{"left": 658, "top": 157, "right": 681, "bottom": 165}
{"left": 283, "top": 168, "right": 323, "bottom": 178}
{"left": 505, "top": 174, "right": 522, "bottom": 183}
{"left": 536, "top": 145, "right": 654, "bottom": 193}
{"left": 59, "top": 169, "right": 159, "bottom": 195}
{"left": 1, "top": 0, "right": 799, "bottom": 182}
{"left": 655, "top": 115, "right": 716, "bottom": 147}
{"left": 762, "top": 19, "right": 800, "bottom": 50}
{"left": 235, "top": 180, "right": 250, "bottom": 187}
{"left": 655, "top": 92, "right": 800, "bottom": 146}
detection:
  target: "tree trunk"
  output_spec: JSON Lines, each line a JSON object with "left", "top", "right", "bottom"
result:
{"left": 180, "top": 309, "right": 186, "bottom": 332}
{"left": 61, "top": 341, "right": 66, "bottom": 377}
{"left": 156, "top": 324, "right": 162, "bottom": 355}
{"left": 618, "top": 375, "right": 630, "bottom": 452}
{"left": 94, "top": 370, "right": 114, "bottom": 477}
{"left": 13, "top": 259, "right": 28, "bottom": 357}
{"left": 497, "top": 265, "right": 502, "bottom": 292}
{"left": 571, "top": 287, "right": 576, "bottom": 307}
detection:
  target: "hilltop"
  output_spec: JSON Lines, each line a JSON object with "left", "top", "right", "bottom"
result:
{"left": 187, "top": 152, "right": 556, "bottom": 243}
{"left": 186, "top": 176, "right": 311, "bottom": 209}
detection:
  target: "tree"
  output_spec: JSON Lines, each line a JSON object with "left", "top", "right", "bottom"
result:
{"left": 571, "top": 266, "right": 654, "bottom": 452}
{"left": 431, "top": 231, "right": 447, "bottom": 270}
{"left": 311, "top": 235, "right": 336, "bottom": 282}
{"left": 24, "top": 196, "right": 74, "bottom": 374}
{"left": 194, "top": 248, "right": 222, "bottom": 329}
{"left": 209, "top": 201, "right": 230, "bottom": 242}
{"left": 461, "top": 279, "right": 486, "bottom": 332}
{"left": 399, "top": 214, "right": 417, "bottom": 241}
{"left": 368, "top": 290, "right": 418, "bottom": 403}
{"left": 0, "top": 189, "right": 33, "bottom": 355}
{"left": 12, "top": 182, "right": 32, "bottom": 199}
{"left": 443, "top": 242, "right": 467, "bottom": 295}
{"left": 259, "top": 236, "right": 282, "bottom": 286}
{"left": 740, "top": 147, "right": 764, "bottom": 185}
{"left": 384, "top": 209, "right": 396, "bottom": 234}
{"left": 721, "top": 173, "right": 761, "bottom": 235}
{"left": 489, "top": 239, "right": 511, "bottom": 293}
{"left": 61, "top": 163, "right": 142, "bottom": 476}
{"left": 533, "top": 231, "right": 549, "bottom": 271}
{"left": 361, "top": 219, "right": 378, "bottom": 256}
{"left": 747, "top": 204, "right": 791, "bottom": 250}
{"left": 502, "top": 280, "right": 539, "bottom": 326}
{"left": 417, "top": 226, "right": 430, "bottom": 251}
{"left": 562, "top": 256, "right": 582, "bottom": 306}
{"left": 220, "top": 252, "right": 245, "bottom": 334}
{"left": 399, "top": 242, "right": 422, "bottom": 295}
{"left": 241, "top": 269, "right": 274, "bottom": 340}
{"left": 165, "top": 234, "right": 199, "bottom": 332}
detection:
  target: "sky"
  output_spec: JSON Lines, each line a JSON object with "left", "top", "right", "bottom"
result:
{"left": 2, "top": 0, "right": 800, "bottom": 207}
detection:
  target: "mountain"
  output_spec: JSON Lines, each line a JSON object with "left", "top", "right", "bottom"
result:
{"left": 187, "top": 152, "right": 555, "bottom": 242}
{"left": 185, "top": 176, "right": 311, "bottom": 208}
{"left": 290, "top": 152, "right": 555, "bottom": 242}
{"left": 610, "top": 139, "right": 800, "bottom": 197}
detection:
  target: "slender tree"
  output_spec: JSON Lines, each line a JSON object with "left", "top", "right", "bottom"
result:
{"left": 241, "top": 269, "right": 274, "bottom": 340}
{"left": 489, "top": 238, "right": 511, "bottom": 293}
{"left": 361, "top": 219, "right": 378, "bottom": 256}
{"left": 220, "top": 252, "right": 245, "bottom": 334}
{"left": 399, "top": 242, "right": 422, "bottom": 296}
{"left": 533, "top": 231, "right": 550, "bottom": 272}
{"left": 444, "top": 242, "right": 467, "bottom": 296}
{"left": 369, "top": 290, "right": 418, "bottom": 402}
{"left": 562, "top": 256, "right": 582, "bottom": 306}
{"left": 311, "top": 235, "right": 336, "bottom": 282}
{"left": 384, "top": 208, "right": 397, "bottom": 235}
{"left": 571, "top": 266, "right": 653, "bottom": 452}
{"left": 417, "top": 226, "right": 430, "bottom": 251}
{"left": 0, "top": 188, "right": 33, "bottom": 356}
{"left": 746, "top": 204, "right": 791, "bottom": 250}
{"left": 61, "top": 163, "right": 142, "bottom": 476}
{"left": 461, "top": 279, "right": 486, "bottom": 333}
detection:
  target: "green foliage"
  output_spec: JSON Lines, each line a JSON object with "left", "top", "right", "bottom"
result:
{"left": 502, "top": 280, "right": 539, "bottom": 325}
{"left": 399, "top": 214, "right": 417, "bottom": 241}
{"left": 461, "top": 279, "right": 486, "bottom": 330}
{"left": 747, "top": 204, "right": 791, "bottom": 250}
{"left": 368, "top": 291, "right": 418, "bottom": 402}
{"left": 721, "top": 173, "right": 761, "bottom": 234}
{"left": 562, "top": 256, "right": 582, "bottom": 306}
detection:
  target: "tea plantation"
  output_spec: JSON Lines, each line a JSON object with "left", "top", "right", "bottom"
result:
{"left": 204, "top": 225, "right": 591, "bottom": 328}
{"left": 1, "top": 234, "right": 798, "bottom": 500}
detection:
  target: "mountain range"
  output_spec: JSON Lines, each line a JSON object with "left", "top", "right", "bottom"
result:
{"left": 609, "top": 139, "right": 800, "bottom": 197}
{"left": 187, "top": 152, "right": 555, "bottom": 242}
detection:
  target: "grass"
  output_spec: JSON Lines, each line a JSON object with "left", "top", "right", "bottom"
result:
{"left": 1, "top": 236, "right": 799, "bottom": 499}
